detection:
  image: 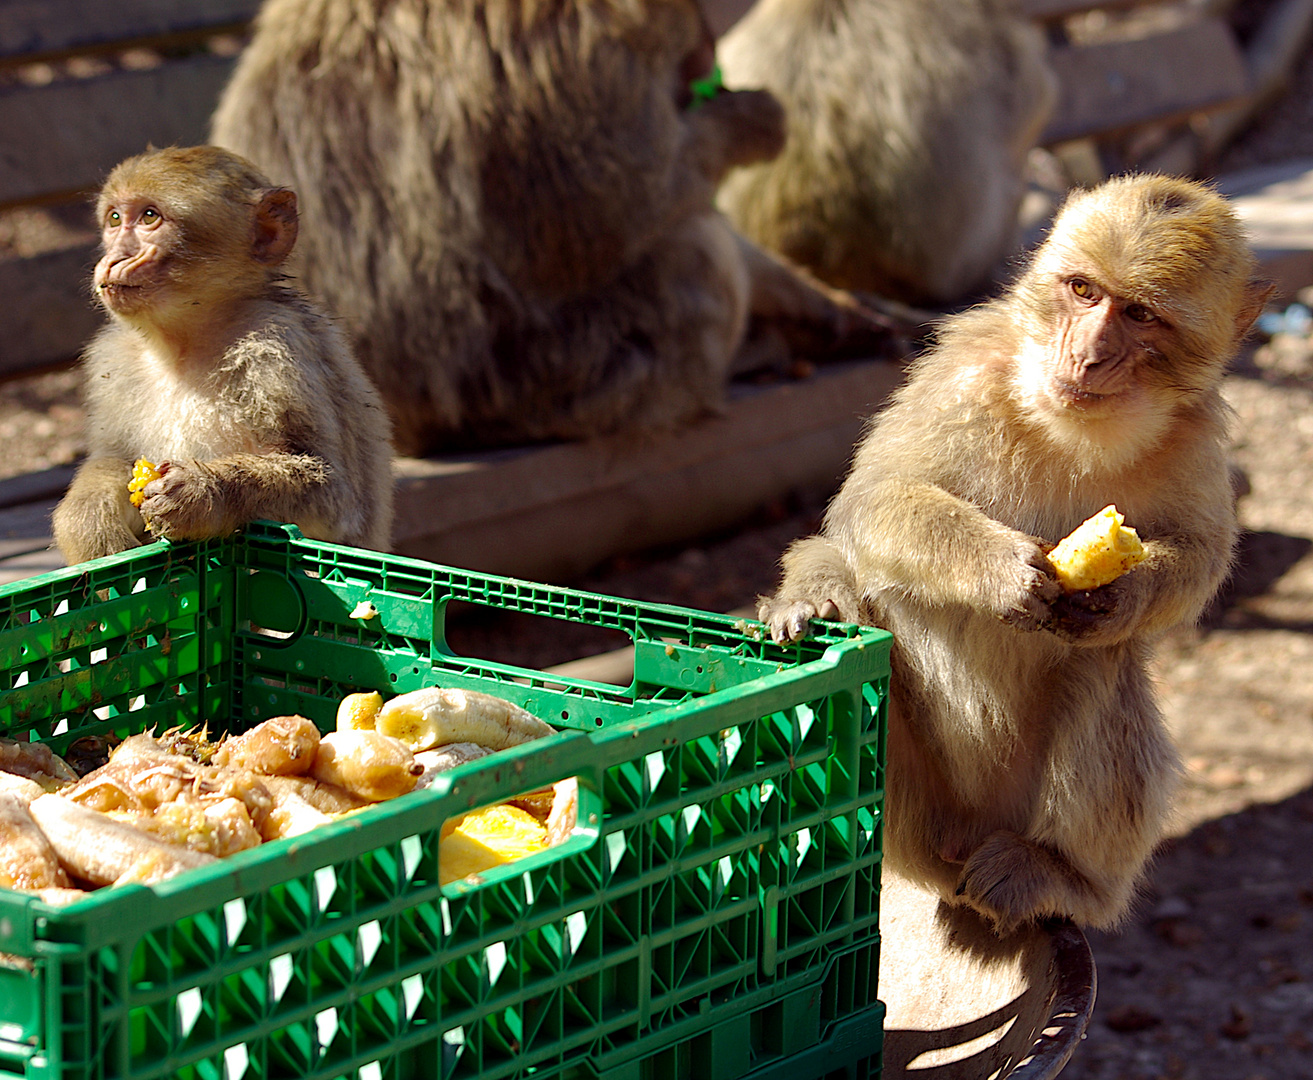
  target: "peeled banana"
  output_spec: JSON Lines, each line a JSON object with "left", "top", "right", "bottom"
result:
{"left": 337, "top": 691, "right": 384, "bottom": 732}
{"left": 376, "top": 686, "right": 556, "bottom": 753}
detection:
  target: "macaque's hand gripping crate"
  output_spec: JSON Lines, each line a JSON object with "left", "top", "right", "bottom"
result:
{"left": 0, "top": 523, "right": 890, "bottom": 1080}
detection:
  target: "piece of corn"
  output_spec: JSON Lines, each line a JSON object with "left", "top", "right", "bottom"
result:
{"left": 1048, "top": 505, "right": 1147, "bottom": 592}
{"left": 438, "top": 803, "right": 548, "bottom": 884}
{"left": 127, "top": 459, "right": 161, "bottom": 508}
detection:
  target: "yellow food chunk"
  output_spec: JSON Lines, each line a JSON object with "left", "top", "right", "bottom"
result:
{"left": 1048, "top": 505, "right": 1147, "bottom": 592}
{"left": 439, "top": 803, "right": 548, "bottom": 884}
{"left": 127, "top": 459, "right": 161, "bottom": 508}
{"left": 336, "top": 691, "right": 384, "bottom": 732}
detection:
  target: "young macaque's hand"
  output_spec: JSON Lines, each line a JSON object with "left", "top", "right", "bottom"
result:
{"left": 138, "top": 460, "right": 224, "bottom": 540}
{"left": 988, "top": 533, "right": 1062, "bottom": 631}
{"left": 694, "top": 89, "right": 787, "bottom": 169}
{"left": 1047, "top": 572, "right": 1147, "bottom": 646}
{"left": 757, "top": 596, "right": 841, "bottom": 644}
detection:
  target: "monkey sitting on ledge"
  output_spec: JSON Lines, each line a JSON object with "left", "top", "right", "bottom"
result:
{"left": 758, "top": 174, "right": 1273, "bottom": 933}
{"left": 52, "top": 146, "right": 393, "bottom": 565}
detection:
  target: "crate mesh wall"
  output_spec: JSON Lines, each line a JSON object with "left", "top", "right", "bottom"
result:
{"left": 0, "top": 525, "right": 888, "bottom": 1080}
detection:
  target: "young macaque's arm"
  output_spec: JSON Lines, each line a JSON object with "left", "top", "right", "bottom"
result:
{"left": 757, "top": 535, "right": 862, "bottom": 644}
{"left": 137, "top": 451, "right": 332, "bottom": 542}
{"left": 836, "top": 477, "right": 1061, "bottom": 628}
{"left": 665, "top": 89, "right": 786, "bottom": 221}
{"left": 52, "top": 457, "right": 148, "bottom": 564}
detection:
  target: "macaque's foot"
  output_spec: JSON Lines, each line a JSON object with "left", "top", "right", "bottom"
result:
{"left": 756, "top": 595, "right": 840, "bottom": 644}
{"left": 954, "top": 830, "right": 1091, "bottom": 934}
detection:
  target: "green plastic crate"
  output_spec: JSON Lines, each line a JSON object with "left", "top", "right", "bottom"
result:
{"left": 0, "top": 523, "right": 890, "bottom": 1080}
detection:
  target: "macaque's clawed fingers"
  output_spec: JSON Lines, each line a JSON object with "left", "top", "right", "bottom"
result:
{"left": 757, "top": 597, "right": 819, "bottom": 644}
{"left": 1047, "top": 580, "right": 1142, "bottom": 645}
{"left": 139, "top": 461, "right": 221, "bottom": 540}
{"left": 994, "top": 537, "right": 1061, "bottom": 631}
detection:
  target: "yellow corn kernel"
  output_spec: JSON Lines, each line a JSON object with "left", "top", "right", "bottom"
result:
{"left": 127, "top": 459, "right": 161, "bottom": 509}
{"left": 439, "top": 804, "right": 548, "bottom": 884}
{"left": 1048, "top": 505, "right": 1147, "bottom": 592}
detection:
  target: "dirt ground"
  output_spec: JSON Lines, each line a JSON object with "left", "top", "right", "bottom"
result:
{"left": 5, "top": 12, "right": 1313, "bottom": 1080}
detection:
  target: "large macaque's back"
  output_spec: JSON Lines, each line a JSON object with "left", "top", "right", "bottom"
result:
{"left": 209, "top": 0, "right": 810, "bottom": 455}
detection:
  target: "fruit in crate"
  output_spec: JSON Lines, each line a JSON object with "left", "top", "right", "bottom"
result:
{"left": 438, "top": 803, "right": 549, "bottom": 884}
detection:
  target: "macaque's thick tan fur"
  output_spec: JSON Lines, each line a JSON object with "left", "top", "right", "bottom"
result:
{"left": 717, "top": 0, "right": 1057, "bottom": 305}
{"left": 760, "top": 175, "right": 1271, "bottom": 931}
{"left": 210, "top": 0, "right": 880, "bottom": 456}
{"left": 53, "top": 147, "right": 392, "bottom": 565}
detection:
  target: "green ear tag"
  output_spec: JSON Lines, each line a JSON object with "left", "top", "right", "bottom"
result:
{"left": 688, "top": 64, "right": 724, "bottom": 109}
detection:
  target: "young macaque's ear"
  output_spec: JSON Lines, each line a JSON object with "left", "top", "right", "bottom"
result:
{"left": 1236, "top": 280, "right": 1277, "bottom": 337}
{"left": 252, "top": 188, "right": 299, "bottom": 265}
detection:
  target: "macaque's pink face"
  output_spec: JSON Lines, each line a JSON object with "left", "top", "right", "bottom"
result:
{"left": 1044, "top": 273, "right": 1174, "bottom": 410}
{"left": 94, "top": 192, "right": 178, "bottom": 315}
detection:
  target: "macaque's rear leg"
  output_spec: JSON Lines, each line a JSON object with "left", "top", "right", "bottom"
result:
{"left": 52, "top": 458, "right": 146, "bottom": 564}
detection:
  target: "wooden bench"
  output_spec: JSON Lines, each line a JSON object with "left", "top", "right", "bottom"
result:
{"left": 0, "top": 0, "right": 1309, "bottom": 587}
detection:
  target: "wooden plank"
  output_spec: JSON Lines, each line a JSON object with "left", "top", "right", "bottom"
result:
{"left": 0, "top": 54, "right": 237, "bottom": 207}
{"left": 1019, "top": 0, "right": 1147, "bottom": 22}
{"left": 0, "top": 1, "right": 258, "bottom": 61}
{"left": 0, "top": 245, "right": 100, "bottom": 376}
{"left": 0, "top": 358, "right": 908, "bottom": 588}
{"left": 1217, "top": 159, "right": 1313, "bottom": 302}
{"left": 0, "top": 499, "right": 60, "bottom": 585}
{"left": 391, "top": 358, "right": 905, "bottom": 582}
{"left": 0, "top": 465, "right": 78, "bottom": 511}
{"left": 1042, "top": 18, "right": 1248, "bottom": 145}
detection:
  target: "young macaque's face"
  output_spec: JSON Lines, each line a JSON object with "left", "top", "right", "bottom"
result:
{"left": 1041, "top": 272, "right": 1173, "bottom": 411}
{"left": 94, "top": 190, "right": 179, "bottom": 316}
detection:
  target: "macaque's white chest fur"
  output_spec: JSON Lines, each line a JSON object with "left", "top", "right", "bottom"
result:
{"left": 100, "top": 345, "right": 264, "bottom": 462}
{"left": 1012, "top": 337, "right": 1168, "bottom": 471}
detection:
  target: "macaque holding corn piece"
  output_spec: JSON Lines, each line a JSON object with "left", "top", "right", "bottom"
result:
{"left": 52, "top": 146, "right": 393, "bottom": 566}
{"left": 760, "top": 175, "right": 1271, "bottom": 932}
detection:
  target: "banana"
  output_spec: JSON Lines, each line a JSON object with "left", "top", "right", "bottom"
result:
{"left": 376, "top": 687, "right": 556, "bottom": 753}
{"left": 336, "top": 691, "right": 384, "bottom": 732}
{"left": 438, "top": 804, "right": 548, "bottom": 884}
{"left": 310, "top": 730, "right": 423, "bottom": 801}
{"left": 29, "top": 794, "right": 217, "bottom": 886}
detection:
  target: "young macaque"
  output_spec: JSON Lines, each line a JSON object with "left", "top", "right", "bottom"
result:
{"left": 52, "top": 146, "right": 393, "bottom": 565}
{"left": 716, "top": 0, "right": 1057, "bottom": 305}
{"left": 209, "top": 0, "right": 886, "bottom": 456}
{"left": 759, "top": 175, "right": 1272, "bottom": 932}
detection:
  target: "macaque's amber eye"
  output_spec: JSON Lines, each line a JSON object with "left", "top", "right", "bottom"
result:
{"left": 141, "top": 207, "right": 161, "bottom": 225}
{"left": 1069, "top": 278, "right": 1094, "bottom": 299}
{"left": 107, "top": 209, "right": 121, "bottom": 227}
{"left": 1124, "top": 303, "right": 1156, "bottom": 323}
